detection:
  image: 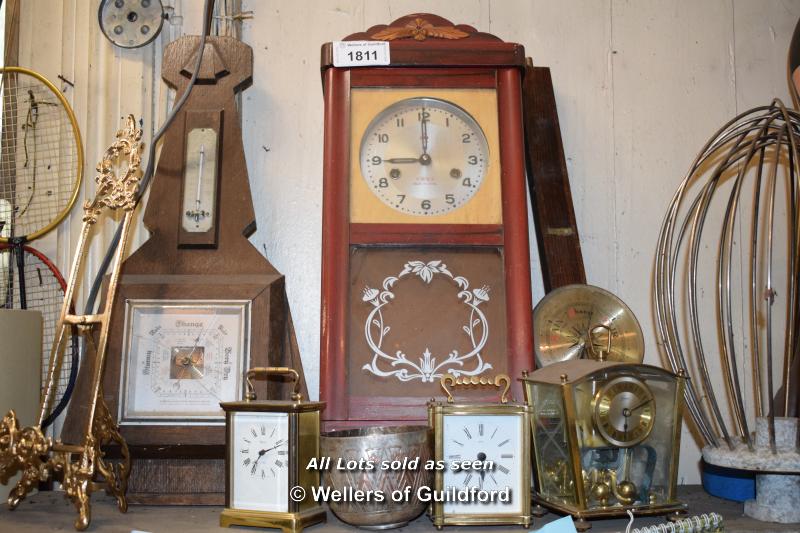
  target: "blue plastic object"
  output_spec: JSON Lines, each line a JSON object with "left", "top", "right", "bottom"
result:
{"left": 701, "top": 460, "right": 755, "bottom": 502}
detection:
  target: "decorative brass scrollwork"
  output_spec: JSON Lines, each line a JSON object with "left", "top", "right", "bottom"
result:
{"left": 83, "top": 115, "right": 143, "bottom": 223}
{"left": 440, "top": 373, "right": 511, "bottom": 404}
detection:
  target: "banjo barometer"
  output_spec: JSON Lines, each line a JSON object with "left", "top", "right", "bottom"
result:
{"left": 89, "top": 35, "right": 306, "bottom": 504}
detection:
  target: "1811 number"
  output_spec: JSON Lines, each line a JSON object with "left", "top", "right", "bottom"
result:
{"left": 347, "top": 50, "right": 378, "bottom": 61}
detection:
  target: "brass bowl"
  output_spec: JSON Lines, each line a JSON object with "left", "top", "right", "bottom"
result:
{"left": 320, "top": 425, "right": 433, "bottom": 529}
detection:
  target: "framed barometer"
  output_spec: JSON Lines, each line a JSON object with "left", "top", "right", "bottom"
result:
{"left": 320, "top": 14, "right": 534, "bottom": 428}
{"left": 118, "top": 299, "right": 250, "bottom": 423}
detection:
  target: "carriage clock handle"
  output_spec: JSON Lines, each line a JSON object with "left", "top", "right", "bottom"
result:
{"left": 245, "top": 367, "right": 302, "bottom": 402}
{"left": 439, "top": 374, "right": 511, "bottom": 404}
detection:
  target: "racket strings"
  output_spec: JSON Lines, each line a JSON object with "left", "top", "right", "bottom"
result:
{"left": 0, "top": 73, "right": 79, "bottom": 239}
{"left": 0, "top": 245, "right": 75, "bottom": 407}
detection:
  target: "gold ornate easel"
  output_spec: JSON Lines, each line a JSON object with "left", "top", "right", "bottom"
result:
{"left": 0, "top": 115, "right": 142, "bottom": 530}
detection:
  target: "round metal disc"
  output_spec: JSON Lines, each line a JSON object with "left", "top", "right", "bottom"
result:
{"left": 533, "top": 284, "right": 644, "bottom": 367}
{"left": 99, "top": 0, "right": 165, "bottom": 49}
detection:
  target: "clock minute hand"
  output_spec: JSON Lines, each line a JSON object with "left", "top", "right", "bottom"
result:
{"left": 420, "top": 107, "right": 429, "bottom": 155}
{"left": 261, "top": 441, "right": 285, "bottom": 454}
{"left": 629, "top": 397, "right": 653, "bottom": 413}
{"left": 384, "top": 157, "right": 422, "bottom": 164}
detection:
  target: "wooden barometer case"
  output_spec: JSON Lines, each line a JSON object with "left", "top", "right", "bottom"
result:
{"left": 75, "top": 36, "right": 306, "bottom": 505}
{"left": 320, "top": 14, "right": 534, "bottom": 429}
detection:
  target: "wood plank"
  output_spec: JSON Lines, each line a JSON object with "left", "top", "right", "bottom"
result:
{"left": 523, "top": 64, "right": 586, "bottom": 292}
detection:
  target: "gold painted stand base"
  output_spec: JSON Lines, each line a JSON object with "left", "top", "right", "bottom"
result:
{"left": 221, "top": 506, "right": 327, "bottom": 533}
{"left": 0, "top": 398, "right": 130, "bottom": 531}
{"left": 533, "top": 495, "right": 686, "bottom": 531}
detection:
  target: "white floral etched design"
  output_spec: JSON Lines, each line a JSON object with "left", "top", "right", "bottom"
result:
{"left": 361, "top": 260, "right": 492, "bottom": 382}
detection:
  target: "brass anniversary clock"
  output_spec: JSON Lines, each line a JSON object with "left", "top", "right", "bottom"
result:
{"left": 520, "top": 360, "right": 687, "bottom": 531}
{"left": 320, "top": 14, "right": 534, "bottom": 428}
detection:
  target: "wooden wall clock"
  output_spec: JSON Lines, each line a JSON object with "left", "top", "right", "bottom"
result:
{"left": 62, "top": 35, "right": 306, "bottom": 505}
{"left": 320, "top": 14, "right": 534, "bottom": 428}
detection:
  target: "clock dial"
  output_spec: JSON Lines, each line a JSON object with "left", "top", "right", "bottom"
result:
{"left": 182, "top": 127, "right": 218, "bottom": 233}
{"left": 231, "top": 411, "right": 289, "bottom": 513}
{"left": 120, "top": 300, "right": 250, "bottom": 423}
{"left": 359, "top": 97, "right": 489, "bottom": 216}
{"left": 442, "top": 414, "right": 524, "bottom": 515}
{"left": 592, "top": 376, "right": 655, "bottom": 447}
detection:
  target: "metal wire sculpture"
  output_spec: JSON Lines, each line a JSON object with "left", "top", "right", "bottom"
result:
{"left": 654, "top": 99, "right": 800, "bottom": 453}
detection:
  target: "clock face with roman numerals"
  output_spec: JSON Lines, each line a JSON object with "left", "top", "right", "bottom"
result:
{"left": 359, "top": 97, "right": 489, "bottom": 216}
{"left": 442, "top": 414, "right": 524, "bottom": 515}
{"left": 230, "top": 411, "right": 289, "bottom": 512}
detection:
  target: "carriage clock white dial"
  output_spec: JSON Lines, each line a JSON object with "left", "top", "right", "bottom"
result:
{"left": 359, "top": 97, "right": 489, "bottom": 216}
{"left": 182, "top": 127, "right": 218, "bottom": 233}
{"left": 120, "top": 299, "right": 250, "bottom": 423}
{"left": 230, "top": 411, "right": 289, "bottom": 513}
{"left": 442, "top": 414, "right": 525, "bottom": 515}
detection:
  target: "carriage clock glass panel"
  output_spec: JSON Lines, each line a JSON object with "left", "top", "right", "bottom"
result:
{"left": 230, "top": 411, "right": 289, "bottom": 513}
{"left": 119, "top": 299, "right": 251, "bottom": 423}
{"left": 529, "top": 384, "right": 578, "bottom": 507}
{"left": 182, "top": 127, "right": 218, "bottom": 233}
{"left": 442, "top": 414, "right": 524, "bottom": 516}
{"left": 350, "top": 88, "right": 502, "bottom": 224}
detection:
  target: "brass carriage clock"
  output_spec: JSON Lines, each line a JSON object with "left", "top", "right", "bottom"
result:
{"left": 220, "top": 367, "right": 326, "bottom": 533}
{"left": 320, "top": 14, "right": 534, "bottom": 429}
{"left": 520, "top": 361, "right": 687, "bottom": 531}
{"left": 427, "top": 374, "right": 532, "bottom": 528}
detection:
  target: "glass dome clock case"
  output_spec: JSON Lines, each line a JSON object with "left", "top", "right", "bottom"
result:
{"left": 520, "top": 360, "right": 687, "bottom": 531}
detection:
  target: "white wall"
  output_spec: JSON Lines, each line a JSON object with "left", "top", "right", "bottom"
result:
{"left": 17, "top": 0, "right": 800, "bottom": 484}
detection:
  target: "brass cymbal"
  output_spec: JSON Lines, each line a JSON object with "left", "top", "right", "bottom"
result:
{"left": 533, "top": 284, "right": 644, "bottom": 367}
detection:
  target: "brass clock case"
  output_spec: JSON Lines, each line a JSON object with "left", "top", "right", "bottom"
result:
{"left": 220, "top": 368, "right": 326, "bottom": 533}
{"left": 520, "top": 360, "right": 688, "bottom": 526}
{"left": 427, "top": 375, "right": 532, "bottom": 528}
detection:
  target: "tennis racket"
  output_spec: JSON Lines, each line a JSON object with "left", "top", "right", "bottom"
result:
{"left": 0, "top": 67, "right": 83, "bottom": 244}
{"left": 0, "top": 242, "right": 78, "bottom": 428}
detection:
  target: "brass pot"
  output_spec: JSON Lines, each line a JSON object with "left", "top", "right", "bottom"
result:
{"left": 320, "top": 425, "right": 433, "bottom": 529}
